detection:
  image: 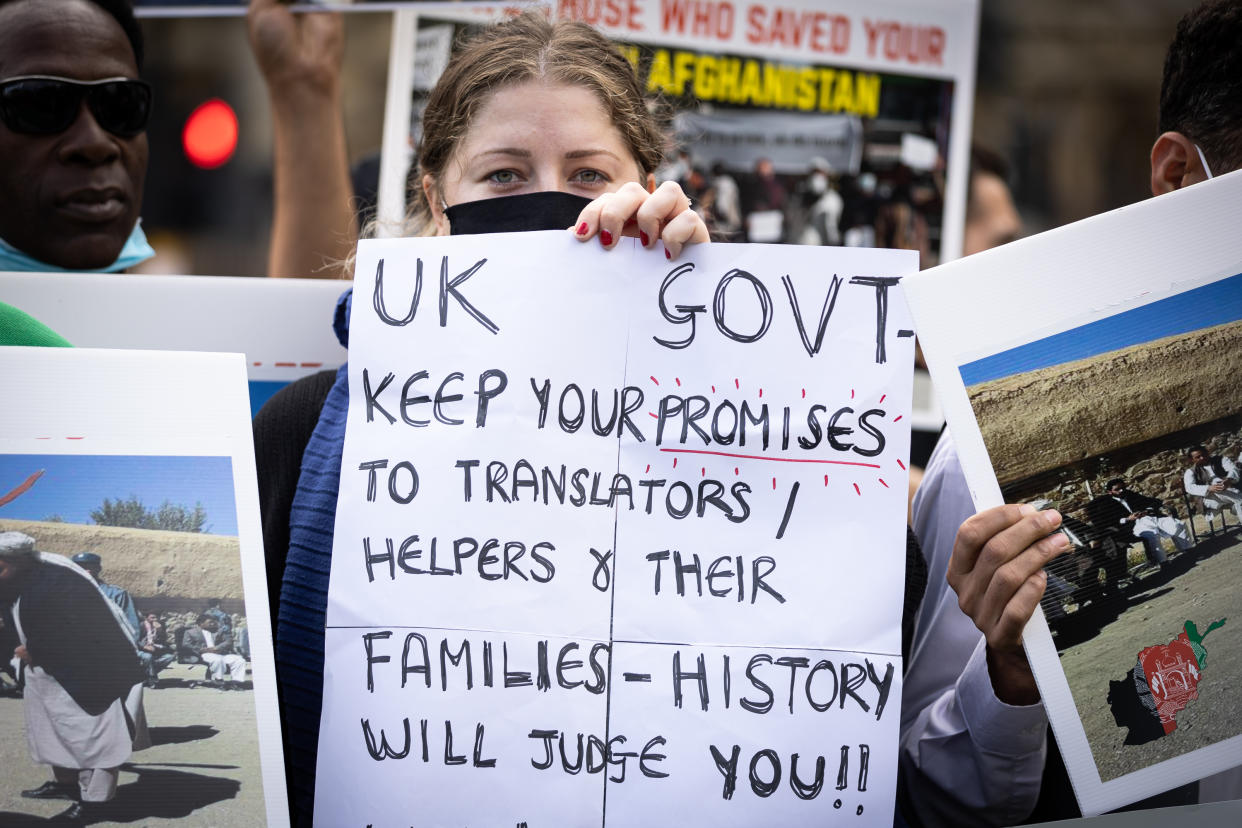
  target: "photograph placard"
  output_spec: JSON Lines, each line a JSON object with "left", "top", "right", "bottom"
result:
{"left": 903, "top": 170, "right": 1242, "bottom": 815}
{"left": 0, "top": 348, "right": 288, "bottom": 826}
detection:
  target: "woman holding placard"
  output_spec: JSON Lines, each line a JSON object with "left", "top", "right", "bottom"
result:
{"left": 253, "top": 13, "right": 707, "bottom": 825}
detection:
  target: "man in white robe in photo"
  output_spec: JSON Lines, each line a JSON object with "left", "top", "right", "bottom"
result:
{"left": 0, "top": 531, "right": 147, "bottom": 823}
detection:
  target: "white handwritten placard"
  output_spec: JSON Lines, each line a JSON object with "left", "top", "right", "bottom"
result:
{"left": 315, "top": 231, "right": 916, "bottom": 825}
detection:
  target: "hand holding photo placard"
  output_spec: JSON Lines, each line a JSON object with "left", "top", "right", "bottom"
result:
{"left": 315, "top": 232, "right": 916, "bottom": 825}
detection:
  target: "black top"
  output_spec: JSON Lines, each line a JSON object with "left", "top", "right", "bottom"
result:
{"left": 252, "top": 369, "right": 338, "bottom": 626}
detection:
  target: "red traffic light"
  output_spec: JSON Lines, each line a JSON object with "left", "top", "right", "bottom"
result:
{"left": 182, "top": 99, "right": 238, "bottom": 169}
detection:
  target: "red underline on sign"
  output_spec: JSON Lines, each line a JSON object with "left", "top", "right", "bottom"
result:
{"left": 658, "top": 448, "right": 881, "bottom": 468}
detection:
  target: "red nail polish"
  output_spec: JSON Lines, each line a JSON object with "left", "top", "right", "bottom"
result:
{"left": 577, "top": 222, "right": 589, "bottom": 236}
{"left": 640, "top": 231, "right": 649, "bottom": 247}
{"left": 600, "top": 230, "right": 613, "bottom": 246}
{"left": 664, "top": 248, "right": 671, "bottom": 259}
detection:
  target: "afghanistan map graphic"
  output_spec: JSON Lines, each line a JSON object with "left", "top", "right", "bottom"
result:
{"left": 1108, "top": 618, "right": 1227, "bottom": 745}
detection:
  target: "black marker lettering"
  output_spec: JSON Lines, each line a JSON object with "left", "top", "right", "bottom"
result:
{"left": 790, "top": 753, "right": 826, "bottom": 800}
{"left": 399, "top": 370, "right": 431, "bottom": 426}
{"left": 362, "top": 369, "right": 396, "bottom": 425}
{"left": 444, "top": 721, "right": 466, "bottom": 765}
{"left": 474, "top": 369, "right": 507, "bottom": 427}
{"left": 358, "top": 459, "right": 388, "bottom": 501}
{"left": 361, "top": 717, "right": 411, "bottom": 760}
{"left": 654, "top": 263, "right": 703, "bottom": 349}
{"left": 439, "top": 256, "right": 497, "bottom": 334}
{"left": 362, "top": 631, "right": 392, "bottom": 691}
{"left": 455, "top": 459, "right": 478, "bottom": 501}
{"left": 748, "top": 749, "right": 781, "bottom": 797}
{"left": 372, "top": 257, "right": 420, "bottom": 326}
{"left": 714, "top": 269, "right": 773, "bottom": 343}
{"left": 673, "top": 651, "right": 709, "bottom": 711}
{"left": 783, "top": 273, "right": 843, "bottom": 357}
{"left": 709, "top": 744, "right": 741, "bottom": 800}
{"left": 849, "top": 275, "right": 900, "bottom": 364}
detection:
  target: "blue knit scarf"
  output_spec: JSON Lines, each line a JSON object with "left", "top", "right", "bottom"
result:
{"left": 276, "top": 289, "right": 351, "bottom": 826}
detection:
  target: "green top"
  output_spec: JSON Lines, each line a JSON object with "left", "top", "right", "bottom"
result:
{"left": 0, "top": 301, "right": 71, "bottom": 347}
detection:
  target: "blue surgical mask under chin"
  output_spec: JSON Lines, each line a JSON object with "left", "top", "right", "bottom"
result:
{"left": 1195, "top": 144, "right": 1214, "bottom": 180}
{"left": 0, "top": 220, "right": 156, "bottom": 273}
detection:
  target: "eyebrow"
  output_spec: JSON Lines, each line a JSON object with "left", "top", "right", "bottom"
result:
{"left": 476, "top": 148, "right": 624, "bottom": 162}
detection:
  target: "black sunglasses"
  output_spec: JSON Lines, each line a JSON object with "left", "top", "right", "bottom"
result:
{"left": 0, "top": 75, "right": 151, "bottom": 138}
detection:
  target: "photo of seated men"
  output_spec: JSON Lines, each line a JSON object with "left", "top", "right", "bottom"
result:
{"left": 1184, "top": 445, "right": 1242, "bottom": 526}
{"left": 1088, "top": 478, "right": 1193, "bottom": 566}
{"left": 180, "top": 613, "right": 249, "bottom": 689}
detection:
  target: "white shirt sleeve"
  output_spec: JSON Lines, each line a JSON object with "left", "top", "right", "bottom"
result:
{"left": 900, "top": 433, "right": 1047, "bottom": 827}
{"left": 1184, "top": 466, "right": 1209, "bottom": 498}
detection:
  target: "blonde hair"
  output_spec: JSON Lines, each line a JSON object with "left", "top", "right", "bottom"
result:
{"left": 400, "top": 13, "right": 664, "bottom": 237}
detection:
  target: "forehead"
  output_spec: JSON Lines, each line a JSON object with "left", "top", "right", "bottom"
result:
{"left": 0, "top": 0, "right": 137, "bottom": 80}
{"left": 458, "top": 80, "right": 634, "bottom": 161}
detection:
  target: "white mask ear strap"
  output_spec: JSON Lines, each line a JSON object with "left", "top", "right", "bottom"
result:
{"left": 1195, "top": 143, "right": 1214, "bottom": 180}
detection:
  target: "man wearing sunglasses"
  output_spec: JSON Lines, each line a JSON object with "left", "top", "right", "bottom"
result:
{"left": 0, "top": 0, "right": 153, "bottom": 274}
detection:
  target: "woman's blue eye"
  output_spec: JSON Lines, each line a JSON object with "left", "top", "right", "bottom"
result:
{"left": 489, "top": 170, "right": 518, "bottom": 184}
{"left": 574, "top": 169, "right": 606, "bottom": 184}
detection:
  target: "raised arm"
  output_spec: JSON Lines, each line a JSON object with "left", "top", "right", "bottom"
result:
{"left": 248, "top": 0, "right": 358, "bottom": 279}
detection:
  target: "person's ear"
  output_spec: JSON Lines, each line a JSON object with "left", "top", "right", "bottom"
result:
{"left": 423, "top": 174, "right": 451, "bottom": 236}
{"left": 645, "top": 172, "right": 656, "bottom": 193}
{"left": 1150, "top": 131, "right": 1207, "bottom": 196}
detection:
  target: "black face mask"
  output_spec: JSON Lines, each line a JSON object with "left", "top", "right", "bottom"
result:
{"left": 444, "top": 191, "right": 593, "bottom": 236}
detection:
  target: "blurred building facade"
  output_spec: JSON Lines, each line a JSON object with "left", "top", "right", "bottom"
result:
{"left": 975, "top": 0, "right": 1200, "bottom": 234}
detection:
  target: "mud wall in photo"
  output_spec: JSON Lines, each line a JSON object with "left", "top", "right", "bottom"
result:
{"left": 1001, "top": 421, "right": 1241, "bottom": 517}
{"left": 0, "top": 519, "right": 243, "bottom": 611}
{"left": 969, "top": 320, "right": 1242, "bottom": 489}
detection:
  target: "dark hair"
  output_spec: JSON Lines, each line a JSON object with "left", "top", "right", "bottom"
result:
{"left": 409, "top": 12, "right": 664, "bottom": 236}
{"left": 1159, "top": 0, "right": 1242, "bottom": 174}
{"left": 1106, "top": 478, "right": 1125, "bottom": 490}
{"left": 197, "top": 614, "right": 213, "bottom": 624}
{"left": 0, "top": 0, "right": 143, "bottom": 70}
{"left": 966, "top": 143, "right": 1010, "bottom": 218}
{"left": 1188, "top": 444, "right": 1209, "bottom": 456}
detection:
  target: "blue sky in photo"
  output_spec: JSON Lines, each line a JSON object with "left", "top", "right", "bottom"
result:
{"left": 0, "top": 454, "right": 238, "bottom": 536}
{"left": 960, "top": 272, "right": 1242, "bottom": 386}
